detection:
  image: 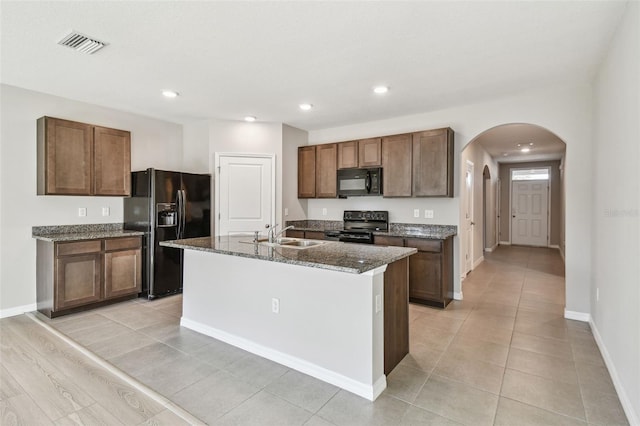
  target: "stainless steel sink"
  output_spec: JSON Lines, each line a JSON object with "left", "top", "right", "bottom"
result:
{"left": 240, "top": 237, "right": 328, "bottom": 249}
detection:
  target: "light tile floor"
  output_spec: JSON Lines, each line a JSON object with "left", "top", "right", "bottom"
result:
{"left": 7, "top": 245, "right": 631, "bottom": 425}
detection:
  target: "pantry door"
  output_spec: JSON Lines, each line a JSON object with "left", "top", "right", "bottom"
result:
{"left": 511, "top": 180, "right": 548, "bottom": 246}
{"left": 215, "top": 153, "right": 275, "bottom": 237}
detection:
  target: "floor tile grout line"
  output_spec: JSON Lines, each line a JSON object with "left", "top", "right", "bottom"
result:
{"left": 25, "top": 312, "right": 206, "bottom": 426}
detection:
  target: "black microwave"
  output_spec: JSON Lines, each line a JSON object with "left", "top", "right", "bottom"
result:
{"left": 337, "top": 168, "right": 382, "bottom": 197}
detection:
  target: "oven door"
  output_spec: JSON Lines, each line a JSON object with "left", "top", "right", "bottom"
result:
{"left": 338, "top": 232, "right": 374, "bottom": 244}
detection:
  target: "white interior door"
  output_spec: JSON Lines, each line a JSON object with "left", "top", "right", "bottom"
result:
{"left": 511, "top": 180, "right": 548, "bottom": 246}
{"left": 464, "top": 161, "right": 474, "bottom": 275}
{"left": 216, "top": 154, "right": 275, "bottom": 237}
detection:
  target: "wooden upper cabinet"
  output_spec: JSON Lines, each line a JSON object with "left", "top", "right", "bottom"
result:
{"left": 337, "top": 141, "right": 358, "bottom": 169}
{"left": 382, "top": 134, "right": 412, "bottom": 197}
{"left": 94, "top": 126, "right": 131, "bottom": 196}
{"left": 38, "top": 117, "right": 93, "bottom": 195}
{"left": 358, "top": 138, "right": 381, "bottom": 167}
{"left": 298, "top": 146, "right": 316, "bottom": 198}
{"left": 37, "top": 116, "right": 131, "bottom": 196}
{"left": 412, "top": 128, "right": 454, "bottom": 197}
{"left": 337, "top": 139, "right": 381, "bottom": 169}
{"left": 315, "top": 143, "right": 337, "bottom": 198}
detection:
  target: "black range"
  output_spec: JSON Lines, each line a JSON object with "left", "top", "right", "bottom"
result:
{"left": 324, "top": 210, "right": 388, "bottom": 244}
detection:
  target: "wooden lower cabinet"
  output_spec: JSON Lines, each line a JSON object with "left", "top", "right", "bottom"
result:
{"left": 383, "top": 257, "right": 409, "bottom": 374}
{"left": 285, "top": 229, "right": 325, "bottom": 240}
{"left": 374, "top": 235, "right": 453, "bottom": 308}
{"left": 37, "top": 236, "right": 142, "bottom": 318}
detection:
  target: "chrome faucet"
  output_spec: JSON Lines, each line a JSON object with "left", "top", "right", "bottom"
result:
{"left": 266, "top": 224, "right": 294, "bottom": 243}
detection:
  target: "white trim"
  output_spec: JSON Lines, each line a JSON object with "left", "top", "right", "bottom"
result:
{"left": 453, "top": 291, "right": 463, "bottom": 300}
{"left": 564, "top": 309, "right": 591, "bottom": 322}
{"left": 473, "top": 256, "right": 484, "bottom": 269}
{"left": 0, "top": 303, "right": 37, "bottom": 319}
{"left": 499, "top": 240, "right": 511, "bottom": 246}
{"left": 559, "top": 246, "right": 565, "bottom": 263}
{"left": 27, "top": 313, "right": 205, "bottom": 425}
{"left": 181, "top": 317, "right": 386, "bottom": 401}
{"left": 548, "top": 244, "right": 560, "bottom": 249}
{"left": 484, "top": 243, "right": 499, "bottom": 252}
{"left": 590, "top": 319, "right": 640, "bottom": 426}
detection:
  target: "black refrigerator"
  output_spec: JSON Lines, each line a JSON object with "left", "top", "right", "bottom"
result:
{"left": 123, "top": 168, "right": 211, "bottom": 299}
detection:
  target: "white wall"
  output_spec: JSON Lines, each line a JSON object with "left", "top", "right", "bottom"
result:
{"left": 282, "top": 124, "right": 309, "bottom": 221}
{"left": 591, "top": 2, "right": 639, "bottom": 423}
{"left": 0, "top": 84, "right": 183, "bottom": 315}
{"left": 308, "top": 84, "right": 593, "bottom": 314}
{"left": 460, "top": 141, "right": 499, "bottom": 268}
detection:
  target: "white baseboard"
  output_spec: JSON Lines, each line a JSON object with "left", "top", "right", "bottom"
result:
{"left": 0, "top": 303, "right": 37, "bottom": 319}
{"left": 499, "top": 240, "right": 511, "bottom": 246}
{"left": 484, "top": 243, "right": 498, "bottom": 252}
{"left": 181, "top": 317, "right": 386, "bottom": 401}
{"left": 564, "top": 310, "right": 591, "bottom": 322}
{"left": 453, "top": 292, "right": 463, "bottom": 300}
{"left": 548, "top": 244, "right": 560, "bottom": 249}
{"left": 590, "top": 319, "right": 639, "bottom": 426}
{"left": 473, "top": 256, "right": 484, "bottom": 269}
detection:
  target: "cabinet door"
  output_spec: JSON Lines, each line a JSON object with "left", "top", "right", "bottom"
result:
{"left": 286, "top": 230, "right": 305, "bottom": 239}
{"left": 408, "top": 251, "right": 442, "bottom": 302}
{"left": 374, "top": 235, "right": 405, "bottom": 247}
{"left": 412, "top": 128, "right": 454, "bottom": 197}
{"left": 104, "top": 248, "right": 141, "bottom": 299}
{"left": 94, "top": 126, "right": 131, "bottom": 196}
{"left": 315, "top": 143, "right": 337, "bottom": 198}
{"left": 337, "top": 141, "right": 358, "bottom": 169}
{"left": 382, "top": 134, "right": 412, "bottom": 197}
{"left": 358, "top": 138, "right": 381, "bottom": 167}
{"left": 298, "top": 146, "right": 316, "bottom": 198}
{"left": 39, "top": 117, "right": 93, "bottom": 195}
{"left": 55, "top": 253, "right": 102, "bottom": 310}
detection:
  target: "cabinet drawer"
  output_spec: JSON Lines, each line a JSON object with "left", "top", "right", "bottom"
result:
{"left": 374, "top": 235, "right": 405, "bottom": 247}
{"left": 405, "top": 238, "right": 442, "bottom": 253}
{"left": 104, "top": 237, "right": 141, "bottom": 251}
{"left": 304, "top": 231, "right": 325, "bottom": 240}
{"left": 286, "top": 230, "right": 305, "bottom": 239}
{"left": 56, "top": 240, "right": 102, "bottom": 256}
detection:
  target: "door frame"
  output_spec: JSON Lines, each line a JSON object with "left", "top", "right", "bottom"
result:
{"left": 463, "top": 160, "right": 474, "bottom": 277}
{"left": 214, "top": 152, "right": 276, "bottom": 237}
{"left": 508, "top": 166, "right": 551, "bottom": 246}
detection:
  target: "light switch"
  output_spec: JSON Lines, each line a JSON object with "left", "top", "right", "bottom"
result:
{"left": 425, "top": 210, "right": 434, "bottom": 219}
{"left": 284, "top": 208, "right": 289, "bottom": 216}
{"left": 413, "top": 209, "right": 420, "bottom": 218}
{"left": 78, "top": 207, "right": 87, "bottom": 217}
{"left": 322, "top": 208, "right": 327, "bottom": 216}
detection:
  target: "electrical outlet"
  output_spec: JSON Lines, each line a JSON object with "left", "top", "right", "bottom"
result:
{"left": 272, "top": 297, "right": 280, "bottom": 314}
{"left": 413, "top": 209, "right": 420, "bottom": 218}
{"left": 375, "top": 294, "right": 382, "bottom": 313}
{"left": 322, "top": 208, "right": 327, "bottom": 216}
{"left": 425, "top": 210, "right": 434, "bottom": 219}
{"left": 284, "top": 208, "right": 289, "bottom": 216}
{"left": 102, "top": 207, "right": 110, "bottom": 216}
{"left": 78, "top": 207, "right": 87, "bottom": 217}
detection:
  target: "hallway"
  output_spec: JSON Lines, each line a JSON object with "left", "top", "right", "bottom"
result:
{"left": 0, "top": 246, "right": 629, "bottom": 425}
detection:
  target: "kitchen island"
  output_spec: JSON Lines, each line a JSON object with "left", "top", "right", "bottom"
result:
{"left": 161, "top": 236, "right": 416, "bottom": 401}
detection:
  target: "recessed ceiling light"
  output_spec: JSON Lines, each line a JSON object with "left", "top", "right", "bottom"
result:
{"left": 521, "top": 147, "right": 531, "bottom": 153}
{"left": 299, "top": 103, "right": 313, "bottom": 111}
{"left": 373, "top": 86, "right": 389, "bottom": 94}
{"left": 244, "top": 116, "right": 256, "bottom": 122}
{"left": 162, "top": 90, "right": 179, "bottom": 98}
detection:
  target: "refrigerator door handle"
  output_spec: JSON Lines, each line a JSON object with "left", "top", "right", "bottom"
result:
{"left": 181, "top": 189, "right": 187, "bottom": 237}
{"left": 176, "top": 190, "right": 183, "bottom": 239}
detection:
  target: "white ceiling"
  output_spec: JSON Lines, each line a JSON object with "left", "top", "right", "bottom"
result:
{"left": 472, "top": 123, "right": 566, "bottom": 163}
{"left": 0, "top": 1, "right": 627, "bottom": 134}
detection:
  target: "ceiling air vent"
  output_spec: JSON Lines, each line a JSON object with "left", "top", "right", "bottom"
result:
{"left": 58, "top": 31, "right": 107, "bottom": 54}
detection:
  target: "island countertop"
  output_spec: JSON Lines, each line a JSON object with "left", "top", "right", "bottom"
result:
{"left": 160, "top": 236, "right": 416, "bottom": 274}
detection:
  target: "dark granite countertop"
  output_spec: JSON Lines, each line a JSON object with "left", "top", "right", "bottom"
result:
{"left": 285, "top": 220, "right": 457, "bottom": 240}
{"left": 32, "top": 223, "right": 144, "bottom": 242}
{"left": 160, "top": 236, "right": 416, "bottom": 274}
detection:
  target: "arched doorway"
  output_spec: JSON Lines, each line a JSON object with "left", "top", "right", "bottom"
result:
{"left": 460, "top": 123, "right": 567, "bottom": 281}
